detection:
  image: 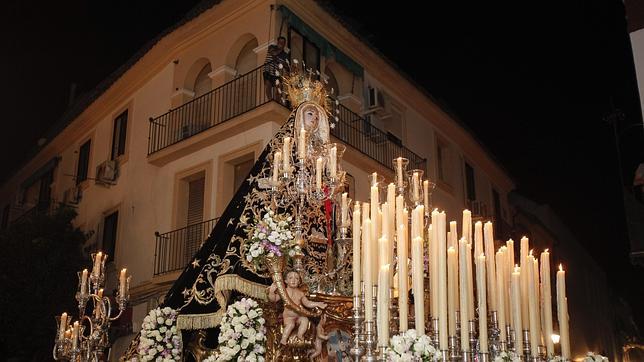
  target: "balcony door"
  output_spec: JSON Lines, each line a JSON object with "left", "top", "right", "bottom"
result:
{"left": 231, "top": 38, "right": 258, "bottom": 117}
{"left": 184, "top": 175, "right": 205, "bottom": 261}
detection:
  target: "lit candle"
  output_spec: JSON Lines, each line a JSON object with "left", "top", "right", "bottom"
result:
{"left": 341, "top": 193, "right": 348, "bottom": 226}
{"left": 282, "top": 136, "right": 291, "bottom": 174}
{"left": 411, "top": 235, "right": 425, "bottom": 334}
{"left": 557, "top": 264, "right": 570, "bottom": 359}
{"left": 297, "top": 128, "right": 306, "bottom": 159}
{"left": 119, "top": 268, "right": 127, "bottom": 297}
{"left": 80, "top": 269, "right": 88, "bottom": 297}
{"left": 363, "top": 219, "right": 373, "bottom": 321}
{"left": 541, "top": 250, "right": 554, "bottom": 355}
{"left": 377, "top": 264, "right": 391, "bottom": 346}
{"left": 64, "top": 329, "right": 71, "bottom": 340}
{"left": 387, "top": 183, "right": 396, "bottom": 279}
{"left": 352, "top": 203, "right": 361, "bottom": 297}
{"left": 370, "top": 184, "right": 380, "bottom": 283}
{"left": 315, "top": 157, "right": 323, "bottom": 191}
{"left": 474, "top": 221, "right": 483, "bottom": 263}
{"left": 430, "top": 210, "right": 440, "bottom": 319}
{"left": 458, "top": 238, "right": 470, "bottom": 352}
{"left": 437, "top": 211, "right": 448, "bottom": 350}
{"left": 58, "top": 312, "right": 68, "bottom": 341}
{"left": 412, "top": 172, "right": 420, "bottom": 201}
{"left": 477, "top": 254, "right": 488, "bottom": 353}
{"left": 462, "top": 210, "right": 472, "bottom": 243}
{"left": 71, "top": 321, "right": 79, "bottom": 349}
{"left": 484, "top": 222, "right": 497, "bottom": 312}
{"left": 506, "top": 239, "right": 515, "bottom": 327}
{"left": 95, "top": 288, "right": 104, "bottom": 319}
{"left": 527, "top": 255, "right": 539, "bottom": 357}
{"left": 397, "top": 223, "right": 409, "bottom": 331}
{"left": 423, "top": 180, "right": 429, "bottom": 210}
{"left": 495, "top": 250, "right": 507, "bottom": 342}
{"left": 396, "top": 157, "right": 404, "bottom": 188}
{"left": 520, "top": 237, "right": 530, "bottom": 324}
{"left": 329, "top": 145, "right": 337, "bottom": 178}
{"left": 92, "top": 252, "right": 103, "bottom": 277}
{"left": 272, "top": 151, "right": 281, "bottom": 182}
{"left": 511, "top": 266, "right": 524, "bottom": 353}
{"left": 449, "top": 221, "right": 458, "bottom": 249}
{"left": 466, "top": 241, "right": 475, "bottom": 318}
{"left": 447, "top": 247, "right": 457, "bottom": 337}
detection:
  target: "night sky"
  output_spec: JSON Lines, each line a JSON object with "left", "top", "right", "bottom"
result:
{"left": 2, "top": 0, "right": 643, "bottom": 329}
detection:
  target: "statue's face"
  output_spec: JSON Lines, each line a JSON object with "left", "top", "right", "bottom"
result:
{"left": 303, "top": 107, "right": 319, "bottom": 130}
{"left": 286, "top": 272, "right": 300, "bottom": 287}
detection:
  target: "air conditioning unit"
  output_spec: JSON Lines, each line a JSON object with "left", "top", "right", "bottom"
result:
{"left": 63, "top": 185, "right": 82, "bottom": 204}
{"left": 95, "top": 160, "right": 118, "bottom": 186}
{"left": 366, "top": 86, "right": 389, "bottom": 118}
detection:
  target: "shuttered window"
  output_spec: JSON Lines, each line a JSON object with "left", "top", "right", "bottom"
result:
{"left": 111, "top": 110, "right": 128, "bottom": 160}
{"left": 102, "top": 211, "right": 119, "bottom": 259}
{"left": 187, "top": 177, "right": 205, "bottom": 226}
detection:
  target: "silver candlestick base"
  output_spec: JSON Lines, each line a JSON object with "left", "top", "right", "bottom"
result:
{"left": 377, "top": 346, "right": 388, "bottom": 362}
{"left": 349, "top": 296, "right": 364, "bottom": 362}
{"left": 440, "top": 350, "right": 449, "bottom": 362}
{"left": 479, "top": 352, "right": 489, "bottom": 362}
{"left": 507, "top": 326, "right": 514, "bottom": 352}
{"left": 432, "top": 318, "right": 440, "bottom": 346}
{"left": 362, "top": 320, "right": 378, "bottom": 361}
{"left": 468, "top": 320, "right": 477, "bottom": 354}
{"left": 522, "top": 329, "right": 530, "bottom": 358}
{"left": 448, "top": 335, "right": 459, "bottom": 361}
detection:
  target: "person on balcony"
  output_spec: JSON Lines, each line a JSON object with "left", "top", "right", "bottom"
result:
{"left": 263, "top": 36, "right": 289, "bottom": 101}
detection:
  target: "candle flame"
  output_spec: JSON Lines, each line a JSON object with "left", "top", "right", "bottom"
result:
{"left": 545, "top": 248, "right": 549, "bottom": 253}
{"left": 514, "top": 265, "right": 520, "bottom": 273}
{"left": 559, "top": 264, "right": 563, "bottom": 271}
{"left": 529, "top": 249, "right": 533, "bottom": 256}
{"left": 122, "top": 268, "right": 127, "bottom": 273}
{"left": 448, "top": 246, "right": 455, "bottom": 252}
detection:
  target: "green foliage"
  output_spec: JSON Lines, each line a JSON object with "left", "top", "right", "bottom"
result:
{"left": 0, "top": 205, "right": 90, "bottom": 361}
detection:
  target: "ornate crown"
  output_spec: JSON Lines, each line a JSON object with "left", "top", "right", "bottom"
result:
{"left": 278, "top": 59, "right": 333, "bottom": 114}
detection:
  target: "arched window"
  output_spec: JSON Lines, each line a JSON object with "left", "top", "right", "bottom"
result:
{"left": 235, "top": 38, "right": 258, "bottom": 76}
{"left": 193, "top": 64, "right": 212, "bottom": 97}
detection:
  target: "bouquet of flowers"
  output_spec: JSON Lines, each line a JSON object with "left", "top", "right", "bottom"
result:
{"left": 583, "top": 352, "right": 609, "bottom": 362}
{"left": 244, "top": 209, "right": 298, "bottom": 268}
{"left": 214, "top": 298, "right": 266, "bottom": 361}
{"left": 494, "top": 351, "right": 521, "bottom": 362}
{"left": 387, "top": 329, "right": 442, "bottom": 361}
{"left": 137, "top": 307, "right": 182, "bottom": 361}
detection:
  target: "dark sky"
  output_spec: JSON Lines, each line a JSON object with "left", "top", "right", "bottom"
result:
{"left": 2, "top": 0, "right": 643, "bottom": 329}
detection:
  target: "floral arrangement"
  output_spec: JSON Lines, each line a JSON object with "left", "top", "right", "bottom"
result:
{"left": 137, "top": 307, "right": 182, "bottom": 361}
{"left": 244, "top": 209, "right": 298, "bottom": 268}
{"left": 583, "top": 352, "right": 609, "bottom": 362}
{"left": 387, "top": 329, "right": 442, "bottom": 361}
{"left": 212, "top": 298, "right": 266, "bottom": 361}
{"left": 548, "top": 356, "right": 564, "bottom": 362}
{"left": 494, "top": 351, "right": 521, "bottom": 362}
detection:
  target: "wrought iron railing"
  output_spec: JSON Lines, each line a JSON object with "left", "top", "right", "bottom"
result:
{"left": 153, "top": 217, "right": 219, "bottom": 276}
{"left": 331, "top": 104, "right": 427, "bottom": 173}
{"left": 148, "top": 65, "right": 269, "bottom": 155}
{"left": 147, "top": 65, "right": 427, "bottom": 173}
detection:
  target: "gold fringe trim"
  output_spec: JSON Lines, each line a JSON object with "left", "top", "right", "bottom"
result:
{"left": 177, "top": 275, "right": 268, "bottom": 330}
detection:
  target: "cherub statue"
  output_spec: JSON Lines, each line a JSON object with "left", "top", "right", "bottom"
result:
{"left": 267, "top": 271, "right": 328, "bottom": 345}
{"left": 309, "top": 313, "right": 329, "bottom": 359}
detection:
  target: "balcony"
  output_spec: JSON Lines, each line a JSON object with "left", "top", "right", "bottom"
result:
{"left": 148, "top": 66, "right": 426, "bottom": 172}
{"left": 153, "top": 217, "right": 219, "bottom": 276}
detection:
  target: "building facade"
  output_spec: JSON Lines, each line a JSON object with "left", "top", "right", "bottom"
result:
{"left": 0, "top": 0, "right": 515, "bottom": 351}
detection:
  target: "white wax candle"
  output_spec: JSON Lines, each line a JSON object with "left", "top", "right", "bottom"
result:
{"left": 80, "top": 269, "right": 88, "bottom": 296}
{"left": 495, "top": 250, "right": 507, "bottom": 342}
{"left": 527, "top": 255, "right": 539, "bottom": 357}
{"left": 381, "top": 202, "right": 389, "bottom": 247}
{"left": 92, "top": 252, "right": 102, "bottom": 277}
{"left": 430, "top": 210, "right": 440, "bottom": 319}
{"left": 412, "top": 172, "right": 420, "bottom": 201}
{"left": 282, "top": 137, "right": 291, "bottom": 173}
{"left": 458, "top": 238, "right": 470, "bottom": 351}
{"left": 371, "top": 186, "right": 380, "bottom": 283}
{"left": 532, "top": 257, "right": 542, "bottom": 351}
{"left": 520, "top": 237, "right": 530, "bottom": 324}
{"left": 315, "top": 157, "right": 323, "bottom": 191}
{"left": 557, "top": 265, "right": 570, "bottom": 359}
{"left": 466, "top": 242, "right": 475, "bottom": 318}
{"left": 506, "top": 239, "right": 515, "bottom": 327}
{"left": 329, "top": 145, "right": 337, "bottom": 178}
{"left": 423, "top": 180, "right": 429, "bottom": 210}
{"left": 387, "top": 183, "right": 396, "bottom": 279}
{"left": 363, "top": 219, "right": 373, "bottom": 322}
{"left": 119, "top": 268, "right": 127, "bottom": 296}
{"left": 71, "top": 321, "right": 79, "bottom": 349}
{"left": 58, "top": 312, "right": 68, "bottom": 341}
{"left": 397, "top": 223, "right": 409, "bottom": 331}
{"left": 477, "top": 254, "right": 488, "bottom": 353}
{"left": 297, "top": 128, "right": 306, "bottom": 159}
{"left": 474, "top": 221, "right": 483, "bottom": 263}
{"left": 511, "top": 266, "right": 524, "bottom": 354}
{"left": 437, "top": 212, "right": 448, "bottom": 350}
{"left": 362, "top": 202, "right": 370, "bottom": 280}
{"left": 541, "top": 250, "right": 554, "bottom": 355}
{"left": 377, "top": 264, "right": 391, "bottom": 346}
{"left": 352, "top": 204, "right": 361, "bottom": 297}
{"left": 462, "top": 210, "right": 472, "bottom": 243}
{"left": 396, "top": 157, "right": 403, "bottom": 188}
{"left": 447, "top": 247, "right": 457, "bottom": 337}
{"left": 484, "top": 222, "right": 497, "bottom": 312}
{"left": 411, "top": 235, "right": 425, "bottom": 334}
{"left": 449, "top": 221, "right": 458, "bottom": 249}
{"left": 272, "top": 151, "right": 282, "bottom": 182}
{"left": 341, "top": 193, "right": 348, "bottom": 226}
{"left": 95, "top": 288, "right": 104, "bottom": 318}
